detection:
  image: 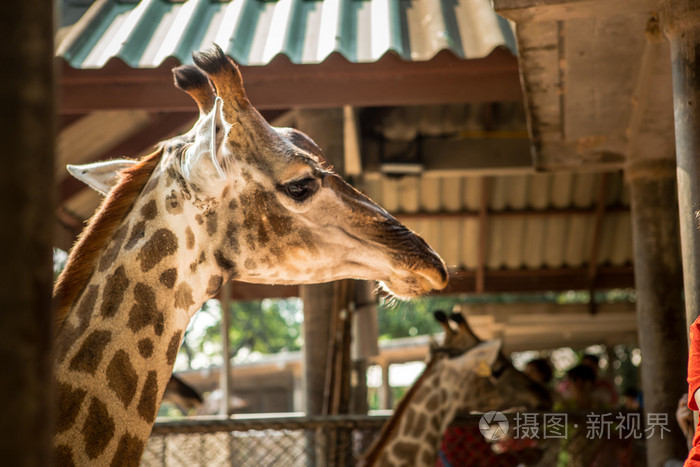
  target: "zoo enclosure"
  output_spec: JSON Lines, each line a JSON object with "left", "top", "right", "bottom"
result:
{"left": 142, "top": 412, "right": 648, "bottom": 466}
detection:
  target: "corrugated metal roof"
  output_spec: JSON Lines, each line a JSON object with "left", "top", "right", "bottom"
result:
{"left": 362, "top": 171, "right": 632, "bottom": 271}
{"left": 56, "top": 0, "right": 517, "bottom": 68}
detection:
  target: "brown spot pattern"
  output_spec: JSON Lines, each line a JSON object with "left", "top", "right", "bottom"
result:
{"left": 244, "top": 258, "right": 257, "bottom": 270}
{"left": 166, "top": 331, "right": 183, "bottom": 365}
{"left": 137, "top": 228, "right": 178, "bottom": 272}
{"left": 205, "top": 275, "right": 223, "bottom": 296}
{"left": 124, "top": 220, "right": 145, "bottom": 251}
{"left": 185, "top": 226, "right": 195, "bottom": 249}
{"left": 110, "top": 432, "right": 144, "bottom": 467}
{"left": 68, "top": 330, "right": 112, "bottom": 375}
{"left": 412, "top": 413, "right": 427, "bottom": 438}
{"left": 159, "top": 268, "right": 178, "bottom": 289}
{"left": 165, "top": 190, "right": 183, "bottom": 215}
{"left": 98, "top": 223, "right": 129, "bottom": 272}
{"left": 140, "top": 199, "right": 158, "bottom": 220}
{"left": 393, "top": 441, "right": 419, "bottom": 462}
{"left": 82, "top": 397, "right": 115, "bottom": 459}
{"left": 100, "top": 266, "right": 130, "bottom": 319}
{"left": 75, "top": 284, "right": 99, "bottom": 330}
{"left": 106, "top": 350, "right": 138, "bottom": 408}
{"left": 214, "top": 250, "right": 236, "bottom": 274}
{"left": 138, "top": 338, "right": 154, "bottom": 358}
{"left": 224, "top": 222, "right": 239, "bottom": 252}
{"left": 425, "top": 394, "right": 440, "bottom": 412}
{"left": 56, "top": 381, "right": 87, "bottom": 433}
{"left": 55, "top": 445, "right": 76, "bottom": 467}
{"left": 128, "top": 283, "right": 164, "bottom": 336}
{"left": 205, "top": 211, "right": 218, "bottom": 236}
{"left": 402, "top": 407, "right": 416, "bottom": 436}
{"left": 143, "top": 175, "right": 159, "bottom": 195}
{"left": 174, "top": 283, "right": 195, "bottom": 311}
{"left": 137, "top": 371, "right": 159, "bottom": 423}
{"left": 195, "top": 214, "right": 204, "bottom": 225}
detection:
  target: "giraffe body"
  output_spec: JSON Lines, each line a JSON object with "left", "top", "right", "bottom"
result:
{"left": 361, "top": 312, "right": 552, "bottom": 467}
{"left": 53, "top": 46, "right": 447, "bottom": 465}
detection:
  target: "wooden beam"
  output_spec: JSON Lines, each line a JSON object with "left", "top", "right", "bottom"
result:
{"left": 587, "top": 173, "right": 610, "bottom": 287}
{"left": 444, "top": 266, "right": 635, "bottom": 295}
{"left": 58, "top": 49, "right": 522, "bottom": 113}
{"left": 494, "top": 0, "right": 659, "bottom": 23}
{"left": 394, "top": 204, "right": 629, "bottom": 221}
{"left": 214, "top": 265, "right": 635, "bottom": 300}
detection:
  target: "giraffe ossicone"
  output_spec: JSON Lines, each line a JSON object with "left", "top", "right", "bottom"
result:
{"left": 53, "top": 44, "right": 447, "bottom": 465}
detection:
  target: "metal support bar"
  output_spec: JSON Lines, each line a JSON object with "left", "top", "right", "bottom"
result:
{"left": 219, "top": 281, "right": 232, "bottom": 416}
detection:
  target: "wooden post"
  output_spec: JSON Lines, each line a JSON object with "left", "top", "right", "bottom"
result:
{"left": 628, "top": 160, "right": 688, "bottom": 466}
{"left": 662, "top": 1, "right": 700, "bottom": 326}
{"left": 0, "top": 1, "right": 55, "bottom": 464}
{"left": 219, "top": 282, "right": 232, "bottom": 416}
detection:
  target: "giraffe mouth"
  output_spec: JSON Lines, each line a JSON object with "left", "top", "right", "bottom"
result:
{"left": 378, "top": 262, "right": 449, "bottom": 299}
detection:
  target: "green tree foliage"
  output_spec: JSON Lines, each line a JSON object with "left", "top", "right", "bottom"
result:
{"left": 376, "top": 296, "right": 463, "bottom": 340}
{"left": 179, "top": 298, "right": 303, "bottom": 369}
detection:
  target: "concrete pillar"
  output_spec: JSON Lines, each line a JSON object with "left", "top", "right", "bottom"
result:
{"left": 628, "top": 160, "right": 688, "bottom": 466}
{"left": 662, "top": 1, "right": 700, "bottom": 326}
{"left": 379, "top": 363, "right": 392, "bottom": 410}
{"left": 301, "top": 283, "right": 335, "bottom": 416}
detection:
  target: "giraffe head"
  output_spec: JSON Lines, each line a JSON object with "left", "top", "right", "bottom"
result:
{"left": 433, "top": 311, "right": 552, "bottom": 411}
{"left": 66, "top": 45, "right": 447, "bottom": 303}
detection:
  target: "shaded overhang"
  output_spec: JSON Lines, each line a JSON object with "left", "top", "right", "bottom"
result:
{"left": 493, "top": 0, "right": 675, "bottom": 172}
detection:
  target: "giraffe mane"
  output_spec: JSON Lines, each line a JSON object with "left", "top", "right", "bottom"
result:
{"left": 53, "top": 149, "right": 164, "bottom": 332}
{"left": 361, "top": 358, "right": 439, "bottom": 466}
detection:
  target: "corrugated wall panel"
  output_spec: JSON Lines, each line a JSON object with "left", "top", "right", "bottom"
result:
{"left": 572, "top": 173, "right": 597, "bottom": 207}
{"left": 550, "top": 172, "right": 574, "bottom": 208}
{"left": 564, "top": 215, "right": 589, "bottom": 267}
{"left": 503, "top": 217, "right": 525, "bottom": 269}
{"left": 442, "top": 176, "right": 463, "bottom": 212}
{"left": 487, "top": 218, "right": 505, "bottom": 269}
{"left": 419, "top": 177, "right": 441, "bottom": 212}
{"left": 542, "top": 218, "right": 568, "bottom": 268}
{"left": 522, "top": 217, "right": 546, "bottom": 268}
{"left": 440, "top": 219, "right": 462, "bottom": 269}
{"left": 463, "top": 176, "right": 482, "bottom": 211}
{"left": 610, "top": 213, "right": 633, "bottom": 266}
{"left": 528, "top": 173, "right": 552, "bottom": 209}
{"left": 505, "top": 174, "right": 529, "bottom": 210}
{"left": 461, "top": 219, "right": 480, "bottom": 269}
{"left": 398, "top": 176, "right": 420, "bottom": 212}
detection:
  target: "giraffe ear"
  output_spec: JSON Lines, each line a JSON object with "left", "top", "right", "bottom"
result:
{"left": 66, "top": 160, "right": 138, "bottom": 196}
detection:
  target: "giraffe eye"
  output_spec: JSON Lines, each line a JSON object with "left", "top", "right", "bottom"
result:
{"left": 283, "top": 178, "right": 318, "bottom": 202}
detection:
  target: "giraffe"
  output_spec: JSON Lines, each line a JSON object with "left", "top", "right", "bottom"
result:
{"left": 360, "top": 311, "right": 552, "bottom": 467}
{"left": 53, "top": 45, "right": 448, "bottom": 465}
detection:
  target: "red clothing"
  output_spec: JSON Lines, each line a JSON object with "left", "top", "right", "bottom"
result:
{"left": 686, "top": 316, "right": 700, "bottom": 466}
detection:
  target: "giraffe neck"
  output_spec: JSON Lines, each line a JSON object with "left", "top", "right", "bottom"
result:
{"left": 362, "top": 357, "right": 459, "bottom": 467}
{"left": 53, "top": 165, "right": 229, "bottom": 465}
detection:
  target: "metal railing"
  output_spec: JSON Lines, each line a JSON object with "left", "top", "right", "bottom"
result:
{"left": 142, "top": 412, "right": 648, "bottom": 466}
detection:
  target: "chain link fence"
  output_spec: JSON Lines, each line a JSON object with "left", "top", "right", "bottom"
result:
{"left": 142, "top": 412, "right": 648, "bottom": 466}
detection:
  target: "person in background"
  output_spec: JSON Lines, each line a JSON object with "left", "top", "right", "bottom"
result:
{"left": 621, "top": 387, "right": 641, "bottom": 411}
{"left": 684, "top": 315, "right": 700, "bottom": 466}
{"left": 581, "top": 354, "right": 619, "bottom": 407}
{"left": 524, "top": 358, "right": 553, "bottom": 387}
